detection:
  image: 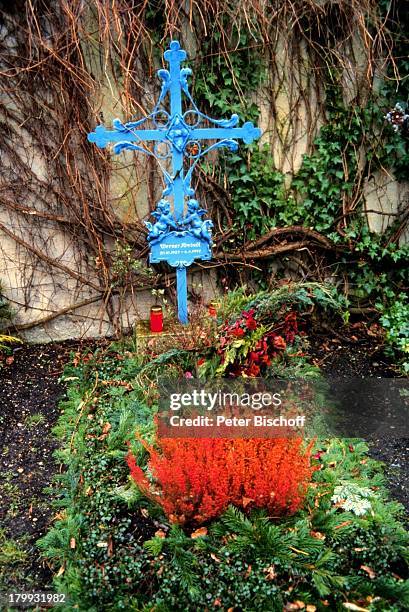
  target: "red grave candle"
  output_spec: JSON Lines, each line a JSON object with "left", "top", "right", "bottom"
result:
{"left": 150, "top": 306, "right": 163, "bottom": 332}
{"left": 208, "top": 301, "right": 218, "bottom": 318}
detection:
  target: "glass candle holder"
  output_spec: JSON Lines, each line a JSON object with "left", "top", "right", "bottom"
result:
{"left": 150, "top": 306, "right": 163, "bottom": 332}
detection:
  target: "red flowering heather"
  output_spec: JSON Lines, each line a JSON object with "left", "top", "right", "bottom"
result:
{"left": 127, "top": 437, "right": 314, "bottom": 525}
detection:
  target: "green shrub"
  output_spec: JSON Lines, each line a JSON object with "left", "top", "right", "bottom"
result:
{"left": 38, "top": 344, "right": 409, "bottom": 611}
{"left": 378, "top": 293, "right": 409, "bottom": 373}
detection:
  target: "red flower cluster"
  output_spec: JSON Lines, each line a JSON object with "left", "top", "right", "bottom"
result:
{"left": 222, "top": 309, "right": 258, "bottom": 341}
{"left": 219, "top": 309, "right": 300, "bottom": 377}
{"left": 283, "top": 311, "right": 298, "bottom": 343}
{"left": 127, "top": 437, "right": 314, "bottom": 525}
{"left": 240, "top": 330, "right": 288, "bottom": 376}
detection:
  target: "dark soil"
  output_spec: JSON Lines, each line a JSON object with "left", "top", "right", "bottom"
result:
{"left": 0, "top": 340, "right": 104, "bottom": 594}
{"left": 0, "top": 328, "right": 407, "bottom": 596}
{"left": 307, "top": 321, "right": 399, "bottom": 378}
{"left": 369, "top": 437, "right": 409, "bottom": 519}
{"left": 308, "top": 323, "right": 409, "bottom": 514}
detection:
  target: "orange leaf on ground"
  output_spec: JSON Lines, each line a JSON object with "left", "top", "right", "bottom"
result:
{"left": 335, "top": 520, "right": 353, "bottom": 529}
{"left": 310, "top": 530, "right": 325, "bottom": 540}
{"left": 191, "top": 527, "right": 208, "bottom": 539}
{"left": 360, "top": 565, "right": 376, "bottom": 579}
{"left": 107, "top": 535, "right": 114, "bottom": 557}
{"left": 263, "top": 565, "right": 277, "bottom": 580}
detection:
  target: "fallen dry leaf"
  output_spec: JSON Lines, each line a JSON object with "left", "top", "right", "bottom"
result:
{"left": 97, "top": 422, "right": 112, "bottom": 441}
{"left": 107, "top": 535, "right": 114, "bottom": 557}
{"left": 70, "top": 537, "right": 76, "bottom": 549}
{"left": 191, "top": 527, "right": 208, "bottom": 539}
{"left": 343, "top": 604, "right": 368, "bottom": 611}
{"left": 155, "top": 529, "right": 166, "bottom": 539}
{"left": 284, "top": 602, "right": 305, "bottom": 611}
{"left": 335, "top": 520, "right": 353, "bottom": 530}
{"left": 360, "top": 565, "right": 376, "bottom": 579}
{"left": 242, "top": 496, "right": 254, "bottom": 508}
{"left": 367, "top": 324, "right": 381, "bottom": 337}
{"left": 263, "top": 565, "right": 277, "bottom": 581}
{"left": 353, "top": 547, "right": 368, "bottom": 552}
{"left": 365, "top": 596, "right": 379, "bottom": 604}
{"left": 210, "top": 553, "right": 222, "bottom": 563}
{"left": 310, "top": 530, "right": 325, "bottom": 540}
{"left": 306, "top": 606, "right": 317, "bottom": 612}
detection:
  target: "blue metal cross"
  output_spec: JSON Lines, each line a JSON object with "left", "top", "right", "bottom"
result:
{"left": 88, "top": 40, "right": 261, "bottom": 324}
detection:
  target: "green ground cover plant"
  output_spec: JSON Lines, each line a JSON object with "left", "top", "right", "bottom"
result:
{"left": 38, "top": 284, "right": 409, "bottom": 611}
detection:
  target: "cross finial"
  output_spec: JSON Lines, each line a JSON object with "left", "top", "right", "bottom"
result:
{"left": 164, "top": 40, "right": 187, "bottom": 65}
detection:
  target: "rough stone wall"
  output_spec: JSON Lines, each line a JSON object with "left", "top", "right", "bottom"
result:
{"left": 257, "top": 36, "right": 324, "bottom": 175}
{"left": 364, "top": 172, "right": 409, "bottom": 242}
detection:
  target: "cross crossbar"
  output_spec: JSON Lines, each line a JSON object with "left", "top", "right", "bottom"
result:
{"left": 89, "top": 124, "right": 261, "bottom": 148}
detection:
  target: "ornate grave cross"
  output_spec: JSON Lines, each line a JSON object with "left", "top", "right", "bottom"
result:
{"left": 88, "top": 40, "right": 261, "bottom": 324}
